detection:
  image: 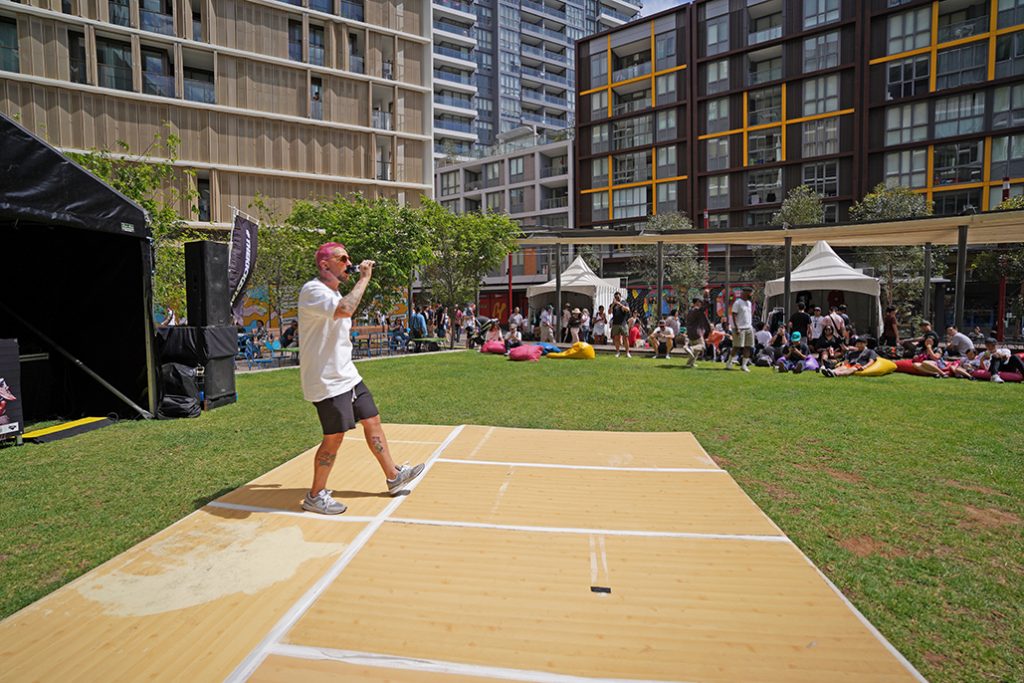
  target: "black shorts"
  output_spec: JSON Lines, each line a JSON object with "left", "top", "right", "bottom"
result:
{"left": 313, "top": 381, "right": 379, "bottom": 434}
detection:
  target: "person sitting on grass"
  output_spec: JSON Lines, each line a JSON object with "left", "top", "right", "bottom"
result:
{"left": 775, "top": 331, "right": 811, "bottom": 373}
{"left": 950, "top": 348, "right": 984, "bottom": 379}
{"left": 485, "top": 319, "right": 504, "bottom": 345}
{"left": 821, "top": 336, "right": 878, "bottom": 377}
{"left": 812, "top": 325, "right": 844, "bottom": 369}
{"left": 912, "top": 336, "right": 948, "bottom": 377}
{"left": 648, "top": 319, "right": 675, "bottom": 359}
{"left": 504, "top": 323, "right": 523, "bottom": 352}
{"left": 628, "top": 315, "right": 643, "bottom": 352}
{"left": 987, "top": 347, "right": 1024, "bottom": 383}
{"left": 754, "top": 322, "right": 772, "bottom": 354}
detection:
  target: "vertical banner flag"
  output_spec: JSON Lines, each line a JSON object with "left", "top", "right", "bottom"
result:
{"left": 227, "top": 209, "right": 259, "bottom": 325}
{"left": 0, "top": 339, "right": 23, "bottom": 438}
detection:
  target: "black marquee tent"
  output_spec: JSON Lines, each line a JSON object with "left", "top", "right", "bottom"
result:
{"left": 0, "top": 112, "right": 157, "bottom": 421}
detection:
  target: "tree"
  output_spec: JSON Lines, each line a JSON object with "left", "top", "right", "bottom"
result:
{"left": 996, "top": 194, "right": 1024, "bottom": 210}
{"left": 417, "top": 200, "right": 521, "bottom": 346}
{"left": 287, "top": 194, "right": 432, "bottom": 316}
{"left": 627, "top": 212, "right": 703, "bottom": 314}
{"left": 746, "top": 186, "right": 824, "bottom": 285}
{"left": 248, "top": 196, "right": 320, "bottom": 330}
{"left": 849, "top": 184, "right": 936, "bottom": 313}
{"left": 972, "top": 195, "right": 1024, "bottom": 332}
{"left": 69, "top": 130, "right": 199, "bottom": 316}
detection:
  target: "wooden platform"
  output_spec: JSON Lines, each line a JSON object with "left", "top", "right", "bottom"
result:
{"left": 0, "top": 424, "right": 926, "bottom": 682}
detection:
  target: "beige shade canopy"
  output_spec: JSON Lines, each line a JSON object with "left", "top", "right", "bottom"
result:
{"left": 517, "top": 209, "right": 1024, "bottom": 247}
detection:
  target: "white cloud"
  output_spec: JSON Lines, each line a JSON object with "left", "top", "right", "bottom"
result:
{"left": 639, "top": 0, "right": 689, "bottom": 17}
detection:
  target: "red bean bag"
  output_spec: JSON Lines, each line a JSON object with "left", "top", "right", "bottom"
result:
{"left": 480, "top": 340, "right": 506, "bottom": 354}
{"left": 508, "top": 344, "right": 543, "bottom": 362}
{"left": 971, "top": 370, "right": 1024, "bottom": 382}
{"left": 893, "top": 359, "right": 931, "bottom": 376}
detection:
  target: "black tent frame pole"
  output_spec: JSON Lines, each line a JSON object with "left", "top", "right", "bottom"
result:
{"left": 0, "top": 300, "right": 154, "bottom": 420}
{"left": 656, "top": 241, "right": 664, "bottom": 321}
{"left": 141, "top": 240, "right": 158, "bottom": 417}
{"left": 555, "top": 243, "right": 562, "bottom": 342}
{"left": 955, "top": 225, "right": 968, "bottom": 330}
{"left": 922, "top": 242, "right": 933, "bottom": 325}
{"left": 783, "top": 236, "right": 793, "bottom": 323}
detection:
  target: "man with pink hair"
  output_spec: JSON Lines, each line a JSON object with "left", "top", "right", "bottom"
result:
{"left": 297, "top": 242, "right": 424, "bottom": 514}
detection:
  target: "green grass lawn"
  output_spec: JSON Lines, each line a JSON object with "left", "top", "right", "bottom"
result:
{"left": 1, "top": 352, "right": 1021, "bottom": 682}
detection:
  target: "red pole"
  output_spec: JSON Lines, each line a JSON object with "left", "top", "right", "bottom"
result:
{"left": 507, "top": 252, "right": 513, "bottom": 325}
{"left": 1003, "top": 176, "right": 1011, "bottom": 202}
{"left": 997, "top": 275, "right": 1007, "bottom": 341}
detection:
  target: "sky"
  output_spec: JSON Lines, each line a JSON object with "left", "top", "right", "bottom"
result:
{"left": 639, "top": 0, "right": 688, "bottom": 17}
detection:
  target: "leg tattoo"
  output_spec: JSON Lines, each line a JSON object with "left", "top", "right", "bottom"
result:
{"left": 371, "top": 435, "right": 385, "bottom": 455}
{"left": 316, "top": 451, "right": 337, "bottom": 468}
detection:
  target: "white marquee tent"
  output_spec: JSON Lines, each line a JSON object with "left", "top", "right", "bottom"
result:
{"left": 526, "top": 255, "right": 622, "bottom": 315}
{"left": 764, "top": 241, "right": 883, "bottom": 336}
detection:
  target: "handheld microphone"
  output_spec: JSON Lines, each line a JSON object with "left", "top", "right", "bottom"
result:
{"left": 345, "top": 263, "right": 360, "bottom": 276}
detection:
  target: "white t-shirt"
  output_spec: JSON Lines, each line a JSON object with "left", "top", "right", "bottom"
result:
{"left": 510, "top": 313, "right": 524, "bottom": 329}
{"left": 755, "top": 329, "right": 772, "bottom": 347}
{"left": 297, "top": 279, "right": 363, "bottom": 403}
{"left": 810, "top": 315, "right": 824, "bottom": 339}
{"left": 666, "top": 316, "right": 681, "bottom": 336}
{"left": 732, "top": 298, "right": 753, "bottom": 330}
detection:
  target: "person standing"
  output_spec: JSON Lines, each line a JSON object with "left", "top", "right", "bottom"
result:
{"left": 593, "top": 305, "right": 608, "bottom": 345}
{"left": 509, "top": 306, "right": 524, "bottom": 333}
{"left": 298, "top": 242, "right": 424, "bottom": 515}
{"left": 809, "top": 306, "right": 824, "bottom": 342}
{"left": 881, "top": 306, "right": 900, "bottom": 347}
{"left": 682, "top": 298, "right": 711, "bottom": 368}
{"left": 609, "top": 292, "right": 631, "bottom": 358}
{"left": 727, "top": 287, "right": 755, "bottom": 372}
{"left": 540, "top": 305, "right": 555, "bottom": 343}
{"left": 410, "top": 306, "right": 428, "bottom": 352}
{"left": 788, "top": 302, "right": 812, "bottom": 342}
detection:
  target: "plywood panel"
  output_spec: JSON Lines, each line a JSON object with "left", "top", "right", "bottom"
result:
{"left": 0, "top": 509, "right": 365, "bottom": 683}
{"left": 215, "top": 423, "right": 454, "bottom": 516}
{"left": 285, "top": 524, "right": 918, "bottom": 683}
{"left": 444, "top": 424, "right": 717, "bottom": 468}
{"left": 251, "top": 655, "right": 502, "bottom": 682}
{"left": 396, "top": 462, "right": 782, "bottom": 536}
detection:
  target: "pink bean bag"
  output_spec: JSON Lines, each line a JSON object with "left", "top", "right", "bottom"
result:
{"left": 508, "top": 344, "right": 543, "bottom": 362}
{"left": 971, "top": 370, "right": 1024, "bottom": 382}
{"left": 480, "top": 340, "right": 506, "bottom": 354}
{"left": 894, "top": 359, "right": 931, "bottom": 376}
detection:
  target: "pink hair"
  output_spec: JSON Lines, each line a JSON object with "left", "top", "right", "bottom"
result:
{"left": 315, "top": 242, "right": 347, "bottom": 268}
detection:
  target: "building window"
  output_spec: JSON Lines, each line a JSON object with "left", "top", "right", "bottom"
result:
{"left": 989, "top": 184, "right": 1024, "bottom": 209}
{"left": 591, "top": 91, "right": 607, "bottom": 117}
{"left": 109, "top": 0, "right": 131, "bottom": 27}
{"left": 655, "top": 31, "right": 675, "bottom": 70}
{"left": 184, "top": 67, "right": 215, "bottom": 103}
{"left": 998, "top": 0, "right": 1024, "bottom": 30}
{"left": 0, "top": 18, "right": 17, "bottom": 74}
{"left": 706, "top": 58, "right": 729, "bottom": 94}
{"left": 803, "top": 31, "right": 840, "bottom": 73}
{"left": 440, "top": 172, "right": 460, "bottom": 196}
{"left": 591, "top": 52, "right": 608, "bottom": 87}
{"left": 613, "top": 150, "right": 653, "bottom": 185}
{"left": 509, "top": 188, "right": 525, "bottom": 213}
{"left": 934, "top": 92, "right": 985, "bottom": 138}
{"left": 746, "top": 210, "right": 775, "bottom": 227}
{"left": 705, "top": 2, "right": 729, "bottom": 57}
{"left": 748, "top": 86, "right": 782, "bottom": 125}
{"left": 68, "top": 31, "right": 87, "bottom": 84}
{"left": 884, "top": 149, "right": 927, "bottom": 188}
{"left": 706, "top": 137, "right": 730, "bottom": 171}
{"left": 591, "top": 124, "right": 610, "bottom": 154}
{"left": 310, "top": 78, "right": 323, "bottom": 119}
{"left": 309, "top": 26, "right": 325, "bottom": 66}
{"left": 749, "top": 56, "right": 782, "bottom": 85}
{"left": 747, "top": 168, "right": 782, "bottom": 205}
{"left": 933, "top": 188, "right": 982, "bottom": 215}
{"left": 884, "top": 102, "right": 928, "bottom": 145}
{"left": 709, "top": 213, "right": 729, "bottom": 228}
{"left": 591, "top": 191, "right": 609, "bottom": 220}
{"left": 991, "top": 133, "right": 1024, "bottom": 180}
{"left": 886, "top": 55, "right": 929, "bottom": 100}
{"left": 96, "top": 38, "right": 133, "bottom": 91}
{"left": 934, "top": 140, "right": 983, "bottom": 185}
{"left": 612, "top": 115, "right": 653, "bottom": 151}
{"left": 823, "top": 204, "right": 838, "bottom": 222}
{"left": 485, "top": 162, "right": 501, "bottom": 185}
{"left": 657, "top": 182, "right": 678, "bottom": 213}
{"left": 803, "top": 75, "right": 839, "bottom": 116}
{"left": 510, "top": 157, "right": 525, "bottom": 180}
{"left": 592, "top": 157, "right": 609, "bottom": 186}
{"left": 612, "top": 186, "right": 649, "bottom": 219}
{"left": 888, "top": 8, "right": 931, "bottom": 55}
{"left": 707, "top": 175, "right": 729, "bottom": 209}
{"left": 196, "top": 176, "right": 210, "bottom": 221}
{"left": 707, "top": 97, "right": 730, "bottom": 133}
{"left": 288, "top": 21, "right": 303, "bottom": 62}
{"left": 656, "top": 109, "right": 677, "bottom": 141}
{"left": 657, "top": 145, "right": 678, "bottom": 176}
{"left": 486, "top": 192, "right": 502, "bottom": 212}
{"left": 748, "top": 128, "right": 782, "bottom": 165}
{"left": 804, "top": 0, "right": 840, "bottom": 29}
{"left": 656, "top": 74, "right": 676, "bottom": 103}
{"left": 802, "top": 117, "right": 839, "bottom": 157}
{"left": 995, "top": 31, "right": 1024, "bottom": 78}
{"left": 936, "top": 43, "right": 988, "bottom": 89}
{"left": 802, "top": 161, "right": 839, "bottom": 197}
{"left": 994, "top": 83, "right": 1024, "bottom": 128}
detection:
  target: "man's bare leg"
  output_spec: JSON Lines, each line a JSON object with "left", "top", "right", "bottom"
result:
{"left": 311, "top": 432, "right": 344, "bottom": 496}
{"left": 361, "top": 415, "right": 399, "bottom": 479}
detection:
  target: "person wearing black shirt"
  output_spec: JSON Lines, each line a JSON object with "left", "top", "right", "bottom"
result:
{"left": 812, "top": 325, "right": 844, "bottom": 367}
{"left": 776, "top": 331, "right": 811, "bottom": 373}
{"left": 914, "top": 321, "right": 940, "bottom": 352}
{"left": 282, "top": 320, "right": 298, "bottom": 347}
{"left": 788, "top": 302, "right": 812, "bottom": 342}
{"left": 609, "top": 291, "right": 631, "bottom": 358}
{"left": 682, "top": 298, "right": 711, "bottom": 368}
{"left": 822, "top": 337, "right": 879, "bottom": 377}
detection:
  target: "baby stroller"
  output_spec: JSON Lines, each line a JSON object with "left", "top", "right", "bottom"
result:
{"left": 470, "top": 317, "right": 499, "bottom": 349}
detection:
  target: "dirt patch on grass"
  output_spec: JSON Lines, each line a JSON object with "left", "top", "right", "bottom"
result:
{"left": 749, "top": 479, "right": 796, "bottom": 501}
{"left": 944, "top": 480, "right": 1008, "bottom": 497}
{"left": 837, "top": 534, "right": 907, "bottom": 559}
{"left": 922, "top": 651, "right": 949, "bottom": 668}
{"left": 710, "top": 454, "right": 734, "bottom": 468}
{"left": 795, "top": 462, "right": 864, "bottom": 484}
{"left": 960, "top": 505, "right": 1021, "bottom": 529}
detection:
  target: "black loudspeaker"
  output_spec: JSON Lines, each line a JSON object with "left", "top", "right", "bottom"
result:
{"left": 156, "top": 326, "right": 237, "bottom": 365}
{"left": 185, "top": 241, "right": 230, "bottom": 327}
{"left": 202, "top": 357, "right": 236, "bottom": 408}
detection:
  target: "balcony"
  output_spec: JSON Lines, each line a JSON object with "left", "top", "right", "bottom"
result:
{"left": 466, "top": 179, "right": 482, "bottom": 191}
{"left": 434, "top": 69, "right": 474, "bottom": 85}
{"left": 309, "top": 45, "right": 326, "bottom": 66}
{"left": 69, "top": 57, "right": 87, "bottom": 84}
{"left": 937, "top": 14, "right": 988, "bottom": 43}
{"left": 434, "top": 20, "right": 472, "bottom": 37}
{"left": 140, "top": 8, "right": 175, "bottom": 36}
{"left": 436, "top": 44, "right": 473, "bottom": 62}
{"left": 382, "top": 59, "right": 394, "bottom": 80}
{"left": 340, "top": 0, "right": 364, "bottom": 21}
{"left": 521, "top": 44, "right": 568, "bottom": 64}
{"left": 521, "top": 111, "right": 567, "bottom": 127}
{"left": 521, "top": 65, "right": 568, "bottom": 86}
{"left": 612, "top": 61, "right": 651, "bottom": 82}
{"left": 435, "top": 117, "right": 473, "bottom": 133}
{"left": 748, "top": 24, "right": 782, "bottom": 45}
{"left": 376, "top": 160, "right": 392, "bottom": 181}
{"left": 509, "top": 201, "right": 527, "bottom": 214}
{"left": 434, "top": 0, "right": 473, "bottom": 13}
{"left": 541, "top": 162, "right": 567, "bottom": 177}
{"left": 349, "top": 54, "right": 365, "bottom": 74}
{"left": 749, "top": 64, "right": 782, "bottom": 85}
{"left": 192, "top": 17, "right": 202, "bottom": 41}
{"left": 98, "top": 63, "right": 133, "bottom": 91}
{"left": 522, "top": 0, "right": 567, "bottom": 21}
{"left": 543, "top": 196, "right": 569, "bottom": 209}
{"left": 521, "top": 22, "right": 567, "bottom": 44}
{"left": 308, "top": 0, "right": 332, "bottom": 12}
{"left": 373, "top": 110, "right": 393, "bottom": 130}
{"left": 109, "top": 0, "right": 130, "bottom": 27}
{"left": 142, "top": 71, "right": 174, "bottom": 97}
{"left": 599, "top": 5, "right": 635, "bottom": 22}
{"left": 612, "top": 98, "right": 649, "bottom": 116}
{"left": 435, "top": 93, "right": 474, "bottom": 110}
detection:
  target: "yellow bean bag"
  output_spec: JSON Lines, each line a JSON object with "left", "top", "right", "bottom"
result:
{"left": 546, "top": 341, "right": 596, "bottom": 360}
{"left": 854, "top": 357, "right": 897, "bottom": 377}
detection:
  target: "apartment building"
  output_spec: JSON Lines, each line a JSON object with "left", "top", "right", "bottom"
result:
{"left": 0, "top": 0, "right": 433, "bottom": 229}
{"left": 431, "top": 0, "right": 642, "bottom": 159}
{"left": 574, "top": 0, "right": 1024, "bottom": 230}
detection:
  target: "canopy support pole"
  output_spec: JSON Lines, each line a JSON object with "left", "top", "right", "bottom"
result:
{"left": 141, "top": 240, "right": 158, "bottom": 417}
{"left": 783, "top": 237, "right": 793, "bottom": 324}
{"left": 656, "top": 241, "right": 664, "bottom": 321}
{"left": 922, "top": 242, "right": 932, "bottom": 325}
{"left": 507, "top": 252, "right": 513, "bottom": 325}
{"left": 997, "top": 275, "right": 1006, "bottom": 341}
{"left": 954, "top": 225, "right": 968, "bottom": 330}
{"left": 0, "top": 300, "right": 153, "bottom": 420}
{"left": 724, "top": 244, "right": 731, "bottom": 324}
{"left": 555, "top": 243, "right": 562, "bottom": 342}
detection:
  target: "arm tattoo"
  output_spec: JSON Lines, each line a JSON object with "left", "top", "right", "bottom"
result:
{"left": 371, "top": 435, "right": 385, "bottom": 455}
{"left": 336, "top": 276, "right": 370, "bottom": 318}
{"left": 316, "top": 452, "right": 337, "bottom": 468}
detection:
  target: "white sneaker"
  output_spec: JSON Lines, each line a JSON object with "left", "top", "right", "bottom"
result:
{"left": 626, "top": 351, "right": 632, "bottom": 358}
{"left": 992, "top": 374, "right": 1005, "bottom": 383}
{"left": 725, "top": 360, "right": 734, "bottom": 370}
{"left": 615, "top": 352, "right": 620, "bottom": 358}
{"left": 741, "top": 364, "right": 750, "bottom": 373}
{"left": 302, "top": 489, "right": 347, "bottom": 515}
